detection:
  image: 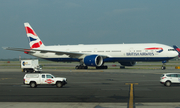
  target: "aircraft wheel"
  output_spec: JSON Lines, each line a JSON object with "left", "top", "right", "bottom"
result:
{"left": 84, "top": 66, "right": 88, "bottom": 69}
{"left": 75, "top": 66, "right": 79, "bottom": 69}
{"left": 120, "top": 66, "right": 125, "bottom": 69}
{"left": 161, "top": 66, "right": 166, "bottom": 70}
{"left": 96, "top": 66, "right": 108, "bottom": 69}
{"left": 75, "top": 65, "right": 88, "bottom": 69}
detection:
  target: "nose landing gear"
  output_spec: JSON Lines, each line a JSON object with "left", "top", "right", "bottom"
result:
{"left": 161, "top": 60, "right": 167, "bottom": 70}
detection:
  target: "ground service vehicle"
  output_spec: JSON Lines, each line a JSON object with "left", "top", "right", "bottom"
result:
{"left": 23, "top": 73, "right": 67, "bottom": 88}
{"left": 21, "top": 59, "right": 42, "bottom": 73}
{"left": 160, "top": 73, "right": 180, "bottom": 87}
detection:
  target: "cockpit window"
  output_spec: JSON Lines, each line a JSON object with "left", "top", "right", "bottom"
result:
{"left": 168, "top": 49, "right": 175, "bottom": 51}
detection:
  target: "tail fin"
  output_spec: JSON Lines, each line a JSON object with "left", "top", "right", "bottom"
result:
{"left": 24, "top": 22, "right": 45, "bottom": 49}
{"left": 173, "top": 45, "right": 180, "bottom": 57}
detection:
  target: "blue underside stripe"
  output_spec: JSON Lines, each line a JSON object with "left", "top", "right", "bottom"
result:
{"left": 43, "top": 57, "right": 175, "bottom": 62}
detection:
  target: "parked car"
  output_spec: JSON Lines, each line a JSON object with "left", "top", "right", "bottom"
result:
{"left": 160, "top": 73, "right": 180, "bottom": 87}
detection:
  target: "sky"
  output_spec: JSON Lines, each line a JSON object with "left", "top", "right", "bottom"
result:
{"left": 1, "top": 0, "right": 180, "bottom": 59}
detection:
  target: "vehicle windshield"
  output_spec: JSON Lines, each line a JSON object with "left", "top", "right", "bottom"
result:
{"left": 161, "top": 74, "right": 164, "bottom": 77}
{"left": 51, "top": 75, "right": 55, "bottom": 78}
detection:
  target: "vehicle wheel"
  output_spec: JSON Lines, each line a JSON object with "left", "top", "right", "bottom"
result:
{"left": 56, "top": 82, "right": 62, "bottom": 88}
{"left": 24, "top": 69, "right": 27, "bottom": 73}
{"left": 30, "top": 82, "right": 37, "bottom": 88}
{"left": 165, "top": 81, "right": 171, "bottom": 87}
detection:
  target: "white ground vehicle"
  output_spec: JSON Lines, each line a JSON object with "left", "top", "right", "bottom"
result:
{"left": 21, "top": 59, "right": 42, "bottom": 73}
{"left": 160, "top": 73, "right": 180, "bottom": 87}
{"left": 23, "top": 73, "right": 67, "bottom": 88}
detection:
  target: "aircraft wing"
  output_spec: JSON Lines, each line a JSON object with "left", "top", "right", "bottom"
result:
{"left": 3, "top": 47, "right": 108, "bottom": 59}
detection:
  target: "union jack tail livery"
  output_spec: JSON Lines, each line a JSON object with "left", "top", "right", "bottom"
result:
{"left": 24, "top": 23, "right": 45, "bottom": 49}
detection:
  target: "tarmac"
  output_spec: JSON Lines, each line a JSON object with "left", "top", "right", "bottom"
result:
{"left": 1, "top": 102, "right": 180, "bottom": 108}
{"left": 1, "top": 62, "right": 180, "bottom": 108}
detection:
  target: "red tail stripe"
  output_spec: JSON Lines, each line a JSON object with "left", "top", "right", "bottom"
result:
{"left": 30, "top": 41, "right": 43, "bottom": 49}
{"left": 25, "top": 27, "right": 37, "bottom": 36}
{"left": 176, "top": 48, "right": 180, "bottom": 52}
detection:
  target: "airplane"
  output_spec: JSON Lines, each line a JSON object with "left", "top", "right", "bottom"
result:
{"left": 3, "top": 22, "right": 179, "bottom": 70}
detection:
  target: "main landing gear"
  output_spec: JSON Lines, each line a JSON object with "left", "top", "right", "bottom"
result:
{"left": 161, "top": 60, "right": 167, "bottom": 70}
{"left": 75, "top": 61, "right": 88, "bottom": 69}
{"left": 75, "top": 65, "right": 108, "bottom": 69}
{"left": 120, "top": 66, "right": 125, "bottom": 69}
{"left": 75, "top": 60, "right": 108, "bottom": 69}
{"left": 96, "top": 65, "right": 108, "bottom": 69}
{"left": 75, "top": 65, "right": 88, "bottom": 69}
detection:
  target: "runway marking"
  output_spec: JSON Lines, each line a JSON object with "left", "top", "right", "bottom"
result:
{"left": 125, "top": 83, "right": 138, "bottom": 108}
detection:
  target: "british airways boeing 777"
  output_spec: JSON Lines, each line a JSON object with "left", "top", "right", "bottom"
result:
{"left": 3, "top": 23, "right": 178, "bottom": 69}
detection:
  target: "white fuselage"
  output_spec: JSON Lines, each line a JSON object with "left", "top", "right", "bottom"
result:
{"left": 28, "top": 43, "right": 178, "bottom": 62}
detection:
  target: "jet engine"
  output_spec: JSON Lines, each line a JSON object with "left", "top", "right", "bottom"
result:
{"left": 119, "top": 61, "right": 136, "bottom": 66}
{"left": 84, "top": 55, "right": 103, "bottom": 66}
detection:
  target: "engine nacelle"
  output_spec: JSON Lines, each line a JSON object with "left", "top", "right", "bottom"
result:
{"left": 119, "top": 62, "right": 136, "bottom": 66}
{"left": 84, "top": 55, "right": 103, "bottom": 66}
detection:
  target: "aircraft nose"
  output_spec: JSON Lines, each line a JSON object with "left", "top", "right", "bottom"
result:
{"left": 172, "top": 51, "right": 178, "bottom": 57}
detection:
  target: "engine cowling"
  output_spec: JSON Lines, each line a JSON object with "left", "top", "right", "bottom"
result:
{"left": 84, "top": 55, "right": 103, "bottom": 66}
{"left": 119, "top": 62, "right": 136, "bottom": 66}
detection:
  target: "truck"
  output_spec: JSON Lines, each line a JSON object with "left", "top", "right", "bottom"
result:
{"left": 23, "top": 73, "right": 67, "bottom": 88}
{"left": 21, "top": 59, "right": 42, "bottom": 73}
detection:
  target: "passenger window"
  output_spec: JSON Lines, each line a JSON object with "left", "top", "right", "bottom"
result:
{"left": 170, "top": 74, "right": 177, "bottom": 77}
{"left": 42, "top": 75, "right": 45, "bottom": 78}
{"left": 177, "top": 74, "right": 180, "bottom": 77}
{"left": 166, "top": 75, "right": 171, "bottom": 77}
